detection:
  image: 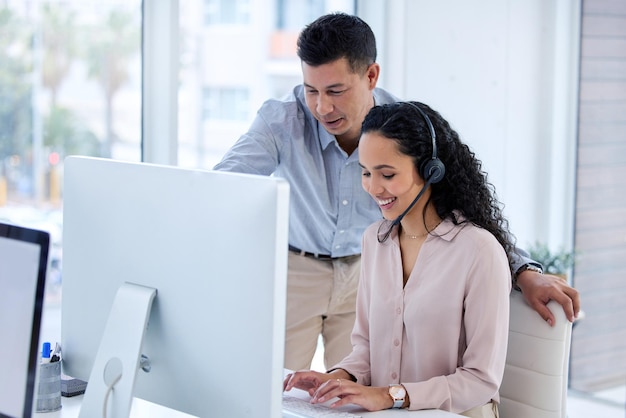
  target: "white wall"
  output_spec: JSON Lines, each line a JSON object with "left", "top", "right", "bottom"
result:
{"left": 362, "top": 0, "right": 581, "bottom": 251}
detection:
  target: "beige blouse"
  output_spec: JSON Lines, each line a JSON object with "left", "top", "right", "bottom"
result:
{"left": 333, "top": 217, "right": 511, "bottom": 413}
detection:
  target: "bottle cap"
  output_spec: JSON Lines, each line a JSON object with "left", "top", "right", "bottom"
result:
{"left": 42, "top": 342, "right": 51, "bottom": 359}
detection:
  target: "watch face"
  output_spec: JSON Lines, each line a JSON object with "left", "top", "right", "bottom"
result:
{"left": 389, "top": 385, "right": 406, "bottom": 399}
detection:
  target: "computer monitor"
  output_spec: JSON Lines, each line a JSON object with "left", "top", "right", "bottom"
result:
{"left": 0, "top": 222, "right": 50, "bottom": 418}
{"left": 61, "top": 156, "right": 289, "bottom": 418}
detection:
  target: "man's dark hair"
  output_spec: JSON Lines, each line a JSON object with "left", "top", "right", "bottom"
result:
{"left": 297, "top": 12, "right": 377, "bottom": 74}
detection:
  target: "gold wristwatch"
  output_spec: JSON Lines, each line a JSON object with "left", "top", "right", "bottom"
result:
{"left": 388, "top": 384, "right": 406, "bottom": 408}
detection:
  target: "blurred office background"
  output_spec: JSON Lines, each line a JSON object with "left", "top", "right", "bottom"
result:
{"left": 0, "top": 0, "right": 624, "bottom": 414}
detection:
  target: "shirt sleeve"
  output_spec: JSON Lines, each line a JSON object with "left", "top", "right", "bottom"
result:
{"left": 511, "top": 246, "right": 542, "bottom": 275}
{"left": 213, "top": 100, "right": 291, "bottom": 175}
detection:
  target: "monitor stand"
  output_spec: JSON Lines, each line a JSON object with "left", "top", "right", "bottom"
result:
{"left": 78, "top": 282, "right": 157, "bottom": 418}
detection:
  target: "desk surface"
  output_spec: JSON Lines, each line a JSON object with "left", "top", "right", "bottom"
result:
{"left": 34, "top": 394, "right": 462, "bottom": 418}
{"left": 282, "top": 386, "right": 462, "bottom": 417}
{"left": 35, "top": 369, "right": 462, "bottom": 417}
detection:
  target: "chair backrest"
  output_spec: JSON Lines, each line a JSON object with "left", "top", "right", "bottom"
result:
{"left": 499, "top": 291, "right": 573, "bottom": 418}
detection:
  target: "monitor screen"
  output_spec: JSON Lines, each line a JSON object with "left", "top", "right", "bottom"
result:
{"left": 61, "top": 156, "right": 289, "bottom": 418}
{"left": 0, "top": 222, "right": 50, "bottom": 418}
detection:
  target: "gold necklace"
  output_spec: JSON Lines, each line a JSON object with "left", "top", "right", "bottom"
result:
{"left": 402, "top": 219, "right": 443, "bottom": 239}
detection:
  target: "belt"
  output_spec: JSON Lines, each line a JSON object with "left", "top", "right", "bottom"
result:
{"left": 288, "top": 245, "right": 333, "bottom": 259}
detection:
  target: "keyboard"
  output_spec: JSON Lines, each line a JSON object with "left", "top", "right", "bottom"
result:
{"left": 282, "top": 394, "right": 363, "bottom": 418}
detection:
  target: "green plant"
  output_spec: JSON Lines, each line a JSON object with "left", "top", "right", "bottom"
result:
{"left": 527, "top": 241, "right": 576, "bottom": 276}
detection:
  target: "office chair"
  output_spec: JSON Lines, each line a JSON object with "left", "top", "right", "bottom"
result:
{"left": 499, "top": 291, "right": 573, "bottom": 418}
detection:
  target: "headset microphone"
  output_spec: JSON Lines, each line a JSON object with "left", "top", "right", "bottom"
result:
{"left": 377, "top": 177, "right": 435, "bottom": 243}
{"left": 392, "top": 177, "right": 433, "bottom": 226}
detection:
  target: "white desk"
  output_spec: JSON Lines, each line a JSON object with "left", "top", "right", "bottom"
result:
{"left": 280, "top": 369, "right": 462, "bottom": 417}
{"left": 33, "top": 396, "right": 194, "bottom": 418}
{"left": 35, "top": 310, "right": 464, "bottom": 418}
{"left": 34, "top": 392, "right": 462, "bottom": 417}
{"left": 33, "top": 368, "right": 462, "bottom": 417}
{"left": 283, "top": 385, "right": 463, "bottom": 417}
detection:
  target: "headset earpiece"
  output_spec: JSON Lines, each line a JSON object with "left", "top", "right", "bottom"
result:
{"left": 420, "top": 157, "right": 445, "bottom": 184}
{"left": 405, "top": 102, "right": 446, "bottom": 184}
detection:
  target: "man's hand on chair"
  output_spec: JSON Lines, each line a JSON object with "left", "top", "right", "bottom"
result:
{"left": 516, "top": 270, "right": 580, "bottom": 326}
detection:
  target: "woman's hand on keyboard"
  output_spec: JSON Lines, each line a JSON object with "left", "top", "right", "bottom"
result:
{"left": 283, "top": 370, "right": 330, "bottom": 396}
{"left": 310, "top": 378, "right": 393, "bottom": 412}
{"left": 284, "top": 370, "right": 395, "bottom": 412}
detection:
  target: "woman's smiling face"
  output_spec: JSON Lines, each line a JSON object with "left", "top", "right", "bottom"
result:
{"left": 359, "top": 131, "right": 425, "bottom": 220}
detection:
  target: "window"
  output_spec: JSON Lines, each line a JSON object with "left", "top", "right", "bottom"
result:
{"left": 0, "top": 1, "right": 142, "bottom": 301}
{"left": 203, "top": 0, "right": 250, "bottom": 25}
{"left": 178, "top": 0, "right": 355, "bottom": 170}
{"left": 276, "top": 0, "right": 324, "bottom": 30}
{"left": 202, "top": 87, "right": 249, "bottom": 121}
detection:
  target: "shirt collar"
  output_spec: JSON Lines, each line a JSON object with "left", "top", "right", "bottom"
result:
{"left": 318, "top": 122, "right": 336, "bottom": 151}
{"left": 435, "top": 215, "right": 466, "bottom": 242}
{"left": 386, "top": 212, "right": 468, "bottom": 245}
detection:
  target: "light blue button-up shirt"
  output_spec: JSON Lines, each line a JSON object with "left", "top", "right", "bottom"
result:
{"left": 214, "top": 84, "right": 399, "bottom": 257}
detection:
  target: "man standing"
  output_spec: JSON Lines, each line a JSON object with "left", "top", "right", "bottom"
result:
{"left": 214, "top": 12, "right": 580, "bottom": 371}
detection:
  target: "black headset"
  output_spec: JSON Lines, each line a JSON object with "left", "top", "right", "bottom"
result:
{"left": 376, "top": 102, "right": 446, "bottom": 243}
{"left": 404, "top": 102, "right": 445, "bottom": 184}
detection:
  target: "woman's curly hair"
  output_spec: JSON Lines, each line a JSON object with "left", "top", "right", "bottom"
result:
{"left": 361, "top": 101, "right": 517, "bottom": 272}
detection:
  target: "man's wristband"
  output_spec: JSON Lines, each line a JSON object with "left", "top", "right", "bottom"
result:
{"left": 513, "top": 264, "right": 543, "bottom": 291}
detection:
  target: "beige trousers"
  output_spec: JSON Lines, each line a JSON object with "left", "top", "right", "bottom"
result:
{"left": 460, "top": 401, "right": 499, "bottom": 418}
{"left": 284, "top": 252, "right": 361, "bottom": 371}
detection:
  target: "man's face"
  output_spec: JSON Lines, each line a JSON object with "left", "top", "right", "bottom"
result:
{"left": 301, "top": 58, "right": 379, "bottom": 144}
